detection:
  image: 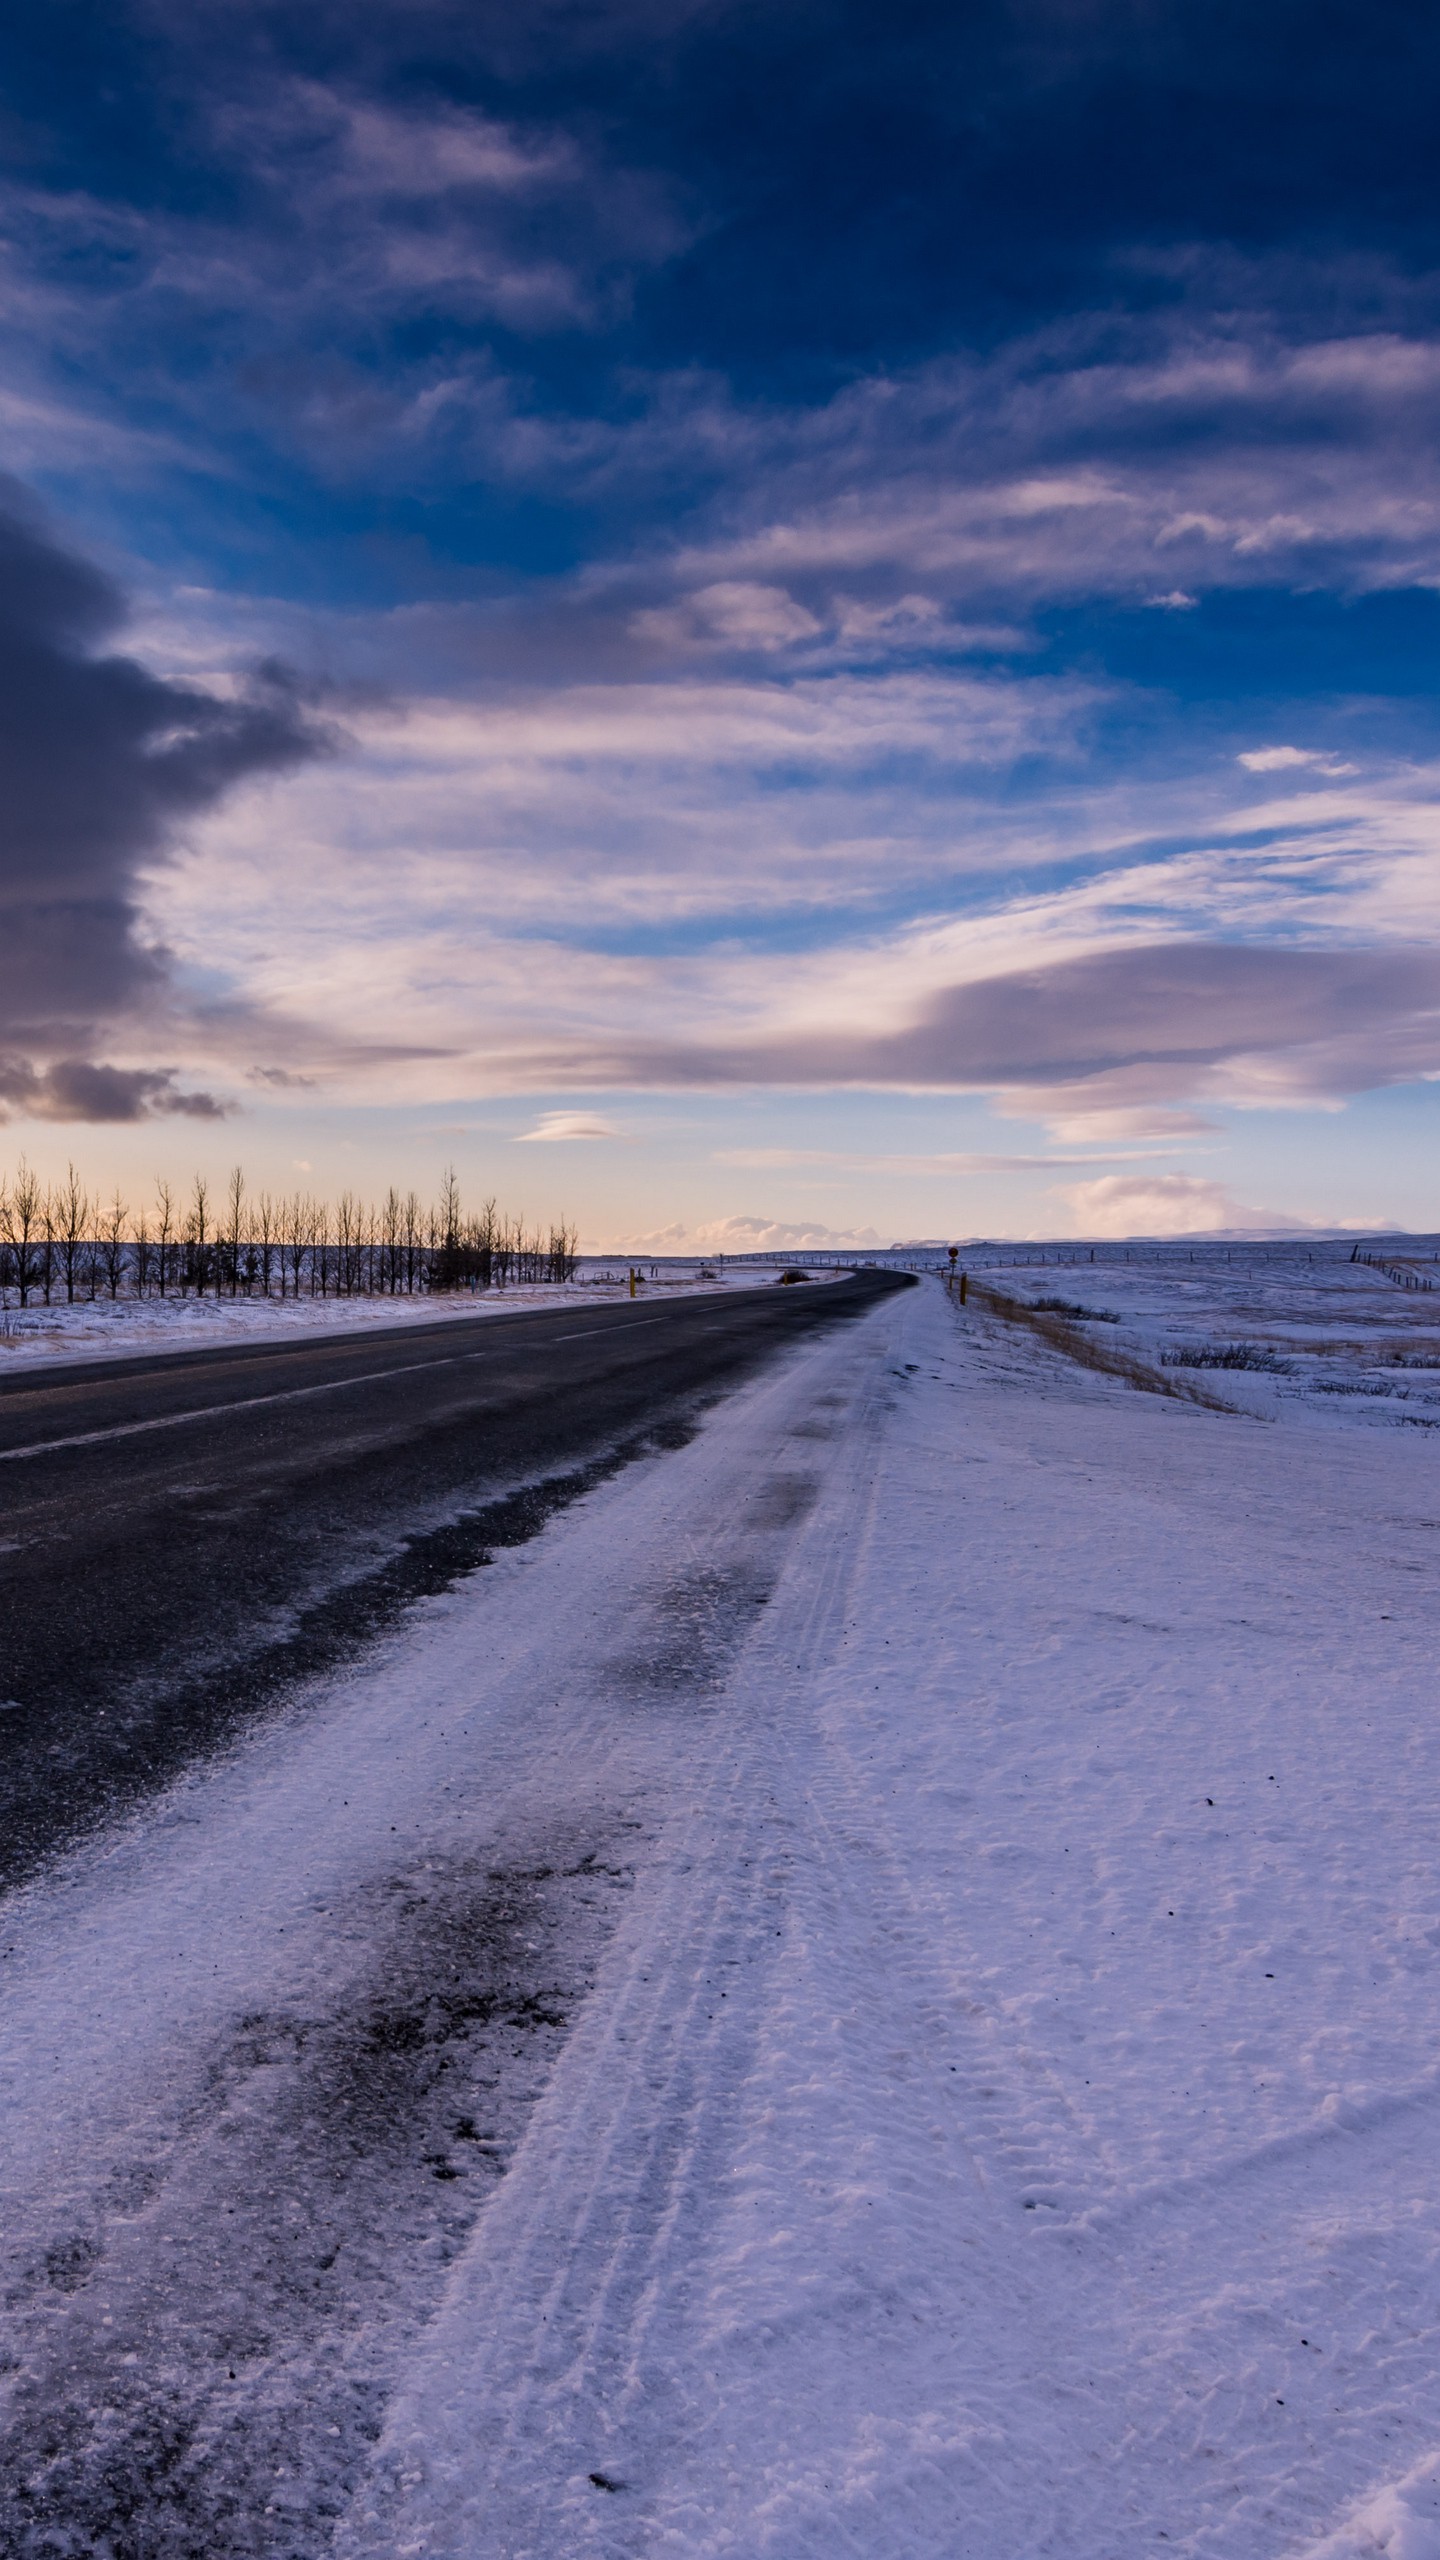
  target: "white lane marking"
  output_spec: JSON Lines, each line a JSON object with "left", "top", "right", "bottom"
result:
{"left": 550, "top": 1320, "right": 666, "bottom": 1342}
{"left": 0, "top": 1315, "right": 670, "bottom": 1465}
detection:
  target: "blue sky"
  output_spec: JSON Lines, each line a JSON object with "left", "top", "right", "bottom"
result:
{"left": 3, "top": 0, "right": 1440, "bottom": 1243}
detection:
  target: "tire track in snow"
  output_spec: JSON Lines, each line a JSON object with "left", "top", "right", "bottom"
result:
{"left": 333, "top": 1316, "right": 911, "bottom": 2559}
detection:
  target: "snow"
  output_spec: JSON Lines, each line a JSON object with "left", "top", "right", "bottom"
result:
{"left": 965, "top": 1239, "right": 1440, "bottom": 1428}
{"left": 4, "top": 1256, "right": 1440, "bottom": 2554}
{"left": 1296, "top": 2453, "right": 1440, "bottom": 2560}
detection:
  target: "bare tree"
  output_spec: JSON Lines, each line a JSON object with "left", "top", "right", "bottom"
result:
{"left": 186, "top": 1173, "right": 210, "bottom": 1297}
{"left": 1, "top": 1161, "right": 44, "bottom": 1307}
{"left": 55, "top": 1164, "right": 90, "bottom": 1305}
{"left": 0, "top": 1153, "right": 584, "bottom": 1310}
{"left": 378, "top": 1187, "right": 398, "bottom": 1294}
{"left": 475, "top": 1195, "right": 496, "bottom": 1290}
{"left": 336, "top": 1191, "right": 359, "bottom": 1295}
{"left": 224, "top": 1165, "right": 246, "bottom": 1297}
{"left": 493, "top": 1208, "right": 516, "bottom": 1290}
{"left": 283, "top": 1191, "right": 310, "bottom": 1299}
{"left": 255, "top": 1191, "right": 277, "bottom": 1296}
{"left": 154, "top": 1178, "right": 175, "bottom": 1298}
{"left": 312, "top": 1200, "right": 331, "bottom": 1297}
{"left": 38, "top": 1185, "right": 55, "bottom": 1305}
{"left": 548, "top": 1218, "right": 579, "bottom": 1283}
{"left": 432, "top": 1167, "right": 462, "bottom": 1291}
{"left": 100, "top": 1187, "right": 128, "bottom": 1299}
{"left": 133, "top": 1203, "right": 153, "bottom": 1299}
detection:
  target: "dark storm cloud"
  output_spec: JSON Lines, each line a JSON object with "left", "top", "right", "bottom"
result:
{"left": 0, "top": 1058, "right": 227, "bottom": 1122}
{"left": 0, "top": 483, "right": 325, "bottom": 1109}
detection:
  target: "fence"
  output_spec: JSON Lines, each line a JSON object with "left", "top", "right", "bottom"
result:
{"left": 1350, "top": 1247, "right": 1437, "bottom": 1291}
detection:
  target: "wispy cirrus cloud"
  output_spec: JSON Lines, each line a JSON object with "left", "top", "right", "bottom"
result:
{"left": 643, "top": 321, "right": 1440, "bottom": 619}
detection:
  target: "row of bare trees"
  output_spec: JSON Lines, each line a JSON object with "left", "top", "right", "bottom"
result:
{"left": 0, "top": 1163, "right": 579, "bottom": 1307}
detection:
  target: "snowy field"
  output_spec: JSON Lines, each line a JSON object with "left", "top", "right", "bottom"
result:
{"left": 3, "top": 1257, "right": 1440, "bottom": 2554}
{"left": 965, "top": 1237, "right": 1440, "bottom": 1429}
{"left": 0, "top": 1257, "right": 796, "bottom": 1372}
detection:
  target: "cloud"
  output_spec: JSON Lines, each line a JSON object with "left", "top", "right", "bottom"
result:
{"left": 0, "top": 70, "right": 688, "bottom": 507}
{"left": 0, "top": 481, "right": 325, "bottom": 1112}
{"left": 571, "top": 942, "right": 1440, "bottom": 1107}
{"left": 614, "top": 313, "right": 1440, "bottom": 625}
{"left": 166, "top": 720, "right": 1440, "bottom": 1130}
{"left": 597, "top": 1214, "right": 887, "bottom": 1253}
{"left": 173, "top": 661, "right": 1093, "bottom": 978}
{"left": 1238, "top": 745, "right": 1358, "bottom": 773}
{"left": 1054, "top": 1173, "right": 1311, "bottom": 1238}
{"left": 0, "top": 1057, "right": 226, "bottom": 1123}
{"left": 19, "top": 87, "right": 1440, "bottom": 622}
{"left": 1016, "top": 1104, "right": 1221, "bottom": 1145}
{"left": 711, "top": 1145, "right": 1144, "bottom": 1172}
{"left": 208, "top": 80, "right": 634, "bottom": 335}
{"left": 633, "top": 583, "right": 824, "bottom": 655}
{"left": 513, "top": 1110, "right": 621, "bottom": 1141}
{"left": 8, "top": 18, "right": 1440, "bottom": 1193}
{"left": 155, "top": 707, "right": 1440, "bottom": 1142}
{"left": 1239, "top": 745, "right": 1323, "bottom": 769}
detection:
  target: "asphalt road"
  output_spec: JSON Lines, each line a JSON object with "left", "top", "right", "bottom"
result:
{"left": 0, "top": 1271, "right": 907, "bottom": 1891}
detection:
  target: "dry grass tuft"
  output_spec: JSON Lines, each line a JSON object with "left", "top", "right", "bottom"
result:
{"left": 966, "top": 1283, "right": 1237, "bottom": 1412}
